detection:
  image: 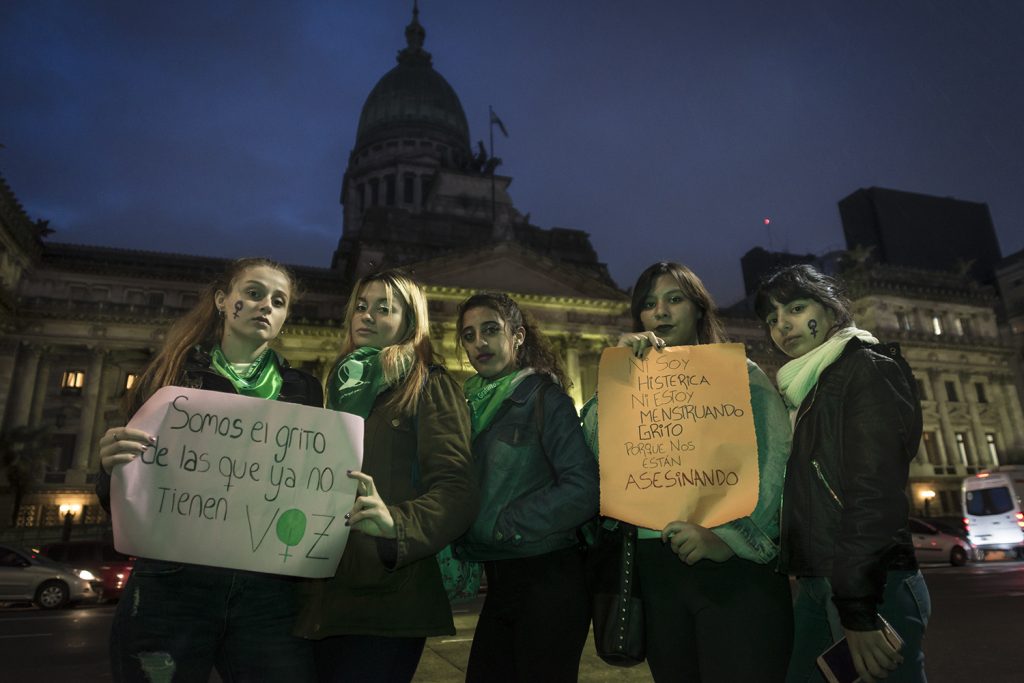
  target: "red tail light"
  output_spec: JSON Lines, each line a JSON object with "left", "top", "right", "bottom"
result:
{"left": 1016, "top": 512, "right": 1024, "bottom": 528}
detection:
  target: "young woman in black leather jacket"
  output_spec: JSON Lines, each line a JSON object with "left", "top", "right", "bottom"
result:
{"left": 756, "top": 265, "right": 929, "bottom": 683}
{"left": 455, "top": 292, "right": 599, "bottom": 682}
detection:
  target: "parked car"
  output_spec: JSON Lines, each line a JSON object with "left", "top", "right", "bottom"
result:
{"left": 909, "top": 517, "right": 975, "bottom": 566}
{"left": 40, "top": 540, "right": 134, "bottom": 602}
{"left": 0, "top": 543, "right": 99, "bottom": 609}
{"left": 920, "top": 515, "right": 970, "bottom": 542}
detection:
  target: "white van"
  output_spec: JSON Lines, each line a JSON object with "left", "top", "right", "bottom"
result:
{"left": 962, "top": 466, "right": 1024, "bottom": 559}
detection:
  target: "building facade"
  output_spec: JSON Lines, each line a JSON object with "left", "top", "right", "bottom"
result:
{"left": 0, "top": 7, "right": 630, "bottom": 531}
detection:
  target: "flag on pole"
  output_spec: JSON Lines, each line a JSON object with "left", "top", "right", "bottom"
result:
{"left": 490, "top": 108, "right": 509, "bottom": 138}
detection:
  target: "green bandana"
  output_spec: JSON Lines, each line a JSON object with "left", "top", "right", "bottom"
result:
{"left": 210, "top": 346, "right": 282, "bottom": 400}
{"left": 328, "top": 347, "right": 388, "bottom": 418}
{"left": 464, "top": 372, "right": 521, "bottom": 438}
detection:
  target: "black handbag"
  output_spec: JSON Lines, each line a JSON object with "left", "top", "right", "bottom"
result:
{"left": 586, "top": 521, "right": 645, "bottom": 666}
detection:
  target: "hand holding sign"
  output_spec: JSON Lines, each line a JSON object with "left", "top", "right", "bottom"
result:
{"left": 345, "top": 471, "right": 396, "bottom": 539}
{"left": 598, "top": 343, "right": 759, "bottom": 530}
{"left": 111, "top": 386, "right": 364, "bottom": 578}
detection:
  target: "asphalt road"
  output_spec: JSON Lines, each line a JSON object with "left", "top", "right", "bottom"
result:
{"left": 3, "top": 560, "right": 1022, "bottom": 682}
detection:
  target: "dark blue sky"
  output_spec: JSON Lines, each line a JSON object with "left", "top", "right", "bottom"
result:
{"left": 2, "top": 1, "right": 1021, "bottom": 304}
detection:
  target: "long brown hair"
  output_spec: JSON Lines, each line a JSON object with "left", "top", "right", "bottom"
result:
{"left": 630, "top": 262, "right": 728, "bottom": 344}
{"left": 456, "top": 292, "right": 570, "bottom": 389}
{"left": 126, "top": 257, "right": 299, "bottom": 414}
{"left": 337, "top": 269, "right": 440, "bottom": 416}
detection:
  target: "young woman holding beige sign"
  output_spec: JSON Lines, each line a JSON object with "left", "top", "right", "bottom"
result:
{"left": 96, "top": 257, "right": 322, "bottom": 682}
{"left": 582, "top": 261, "right": 793, "bottom": 681}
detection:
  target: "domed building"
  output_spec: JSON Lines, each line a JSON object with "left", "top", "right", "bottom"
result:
{"left": 331, "top": 5, "right": 622, "bottom": 298}
{"left": 0, "top": 4, "right": 630, "bottom": 531}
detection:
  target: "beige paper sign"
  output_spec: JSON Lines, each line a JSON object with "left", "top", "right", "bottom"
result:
{"left": 598, "top": 343, "right": 759, "bottom": 530}
{"left": 112, "top": 387, "right": 364, "bottom": 578}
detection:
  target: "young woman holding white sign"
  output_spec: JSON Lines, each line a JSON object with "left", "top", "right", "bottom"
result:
{"left": 582, "top": 261, "right": 793, "bottom": 681}
{"left": 293, "top": 269, "right": 478, "bottom": 683}
{"left": 453, "top": 291, "right": 599, "bottom": 682}
{"left": 755, "top": 265, "right": 928, "bottom": 683}
{"left": 96, "top": 257, "right": 323, "bottom": 682}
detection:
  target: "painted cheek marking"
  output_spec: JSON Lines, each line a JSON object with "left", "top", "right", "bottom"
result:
{"left": 233, "top": 301, "right": 243, "bottom": 319}
{"left": 808, "top": 319, "right": 818, "bottom": 338}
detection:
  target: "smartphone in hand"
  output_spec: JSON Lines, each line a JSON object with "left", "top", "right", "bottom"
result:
{"left": 816, "top": 616, "right": 903, "bottom": 683}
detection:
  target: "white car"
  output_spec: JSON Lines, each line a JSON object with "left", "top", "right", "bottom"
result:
{"left": 0, "top": 543, "right": 99, "bottom": 609}
{"left": 909, "top": 517, "right": 974, "bottom": 566}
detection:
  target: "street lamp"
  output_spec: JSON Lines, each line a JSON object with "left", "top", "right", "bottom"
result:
{"left": 59, "top": 503, "right": 81, "bottom": 542}
{"left": 920, "top": 489, "right": 936, "bottom": 517}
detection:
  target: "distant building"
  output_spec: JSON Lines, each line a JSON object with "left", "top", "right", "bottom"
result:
{"left": 730, "top": 247, "right": 1024, "bottom": 517}
{"left": 0, "top": 6, "right": 628, "bottom": 532}
{"left": 838, "top": 187, "right": 1002, "bottom": 283}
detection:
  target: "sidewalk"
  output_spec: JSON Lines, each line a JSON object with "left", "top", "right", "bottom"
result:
{"left": 411, "top": 598, "right": 653, "bottom": 682}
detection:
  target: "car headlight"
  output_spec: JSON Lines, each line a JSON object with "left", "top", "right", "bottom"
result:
{"left": 73, "top": 569, "right": 97, "bottom": 581}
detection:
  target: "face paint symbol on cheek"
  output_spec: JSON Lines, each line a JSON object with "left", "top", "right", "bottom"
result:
{"left": 808, "top": 319, "right": 818, "bottom": 338}
{"left": 233, "top": 301, "right": 243, "bottom": 319}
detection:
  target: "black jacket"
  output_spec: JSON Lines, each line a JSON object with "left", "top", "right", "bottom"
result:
{"left": 96, "top": 347, "right": 323, "bottom": 512}
{"left": 778, "top": 338, "right": 922, "bottom": 630}
{"left": 456, "top": 374, "right": 599, "bottom": 561}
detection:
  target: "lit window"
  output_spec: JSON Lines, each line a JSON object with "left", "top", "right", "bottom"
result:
{"left": 61, "top": 370, "right": 85, "bottom": 393}
{"left": 125, "top": 373, "right": 138, "bottom": 390}
{"left": 896, "top": 311, "right": 913, "bottom": 331}
{"left": 985, "top": 433, "right": 1000, "bottom": 466}
{"left": 931, "top": 315, "right": 943, "bottom": 335}
{"left": 955, "top": 432, "right": 970, "bottom": 466}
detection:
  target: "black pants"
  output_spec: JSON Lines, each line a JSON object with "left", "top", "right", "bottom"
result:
{"left": 637, "top": 538, "right": 794, "bottom": 683}
{"left": 313, "top": 634, "right": 425, "bottom": 683}
{"left": 466, "top": 545, "right": 591, "bottom": 682}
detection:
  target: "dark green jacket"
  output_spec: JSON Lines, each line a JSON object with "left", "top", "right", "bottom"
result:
{"left": 456, "top": 374, "right": 599, "bottom": 562}
{"left": 294, "top": 368, "right": 477, "bottom": 638}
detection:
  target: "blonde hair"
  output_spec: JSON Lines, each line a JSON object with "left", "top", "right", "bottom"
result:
{"left": 338, "top": 269, "right": 440, "bottom": 416}
{"left": 127, "top": 257, "right": 298, "bottom": 414}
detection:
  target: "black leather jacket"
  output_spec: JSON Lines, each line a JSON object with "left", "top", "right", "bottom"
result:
{"left": 96, "top": 347, "right": 323, "bottom": 512}
{"left": 778, "top": 338, "right": 922, "bottom": 630}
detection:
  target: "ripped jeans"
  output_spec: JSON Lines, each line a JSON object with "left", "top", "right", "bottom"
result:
{"left": 110, "top": 559, "right": 314, "bottom": 682}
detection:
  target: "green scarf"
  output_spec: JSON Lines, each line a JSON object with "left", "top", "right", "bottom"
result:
{"left": 210, "top": 346, "right": 282, "bottom": 400}
{"left": 464, "top": 370, "right": 530, "bottom": 437}
{"left": 776, "top": 326, "right": 879, "bottom": 414}
{"left": 328, "top": 347, "right": 388, "bottom": 418}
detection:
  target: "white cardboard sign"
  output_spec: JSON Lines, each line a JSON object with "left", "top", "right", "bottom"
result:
{"left": 110, "top": 386, "right": 364, "bottom": 578}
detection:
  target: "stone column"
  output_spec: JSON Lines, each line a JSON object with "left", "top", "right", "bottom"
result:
{"left": 0, "top": 339, "right": 19, "bottom": 428}
{"left": 564, "top": 334, "right": 583, "bottom": 408}
{"left": 6, "top": 343, "right": 41, "bottom": 429}
{"left": 930, "top": 371, "right": 962, "bottom": 471}
{"left": 69, "top": 349, "right": 106, "bottom": 484}
{"left": 88, "top": 363, "right": 120, "bottom": 471}
{"left": 992, "top": 375, "right": 1020, "bottom": 462}
{"left": 997, "top": 380, "right": 1024, "bottom": 458}
{"left": 28, "top": 351, "right": 52, "bottom": 427}
{"left": 963, "top": 373, "right": 991, "bottom": 468}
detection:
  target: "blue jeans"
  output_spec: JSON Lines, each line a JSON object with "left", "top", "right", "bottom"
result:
{"left": 787, "top": 571, "right": 930, "bottom": 683}
{"left": 110, "top": 559, "right": 314, "bottom": 682}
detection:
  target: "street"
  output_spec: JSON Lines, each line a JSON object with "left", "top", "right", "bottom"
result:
{"left": 2, "top": 560, "right": 1022, "bottom": 682}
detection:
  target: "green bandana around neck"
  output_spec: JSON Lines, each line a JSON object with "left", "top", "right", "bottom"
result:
{"left": 464, "top": 371, "right": 522, "bottom": 437}
{"left": 328, "top": 347, "right": 388, "bottom": 418}
{"left": 210, "top": 346, "right": 283, "bottom": 400}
